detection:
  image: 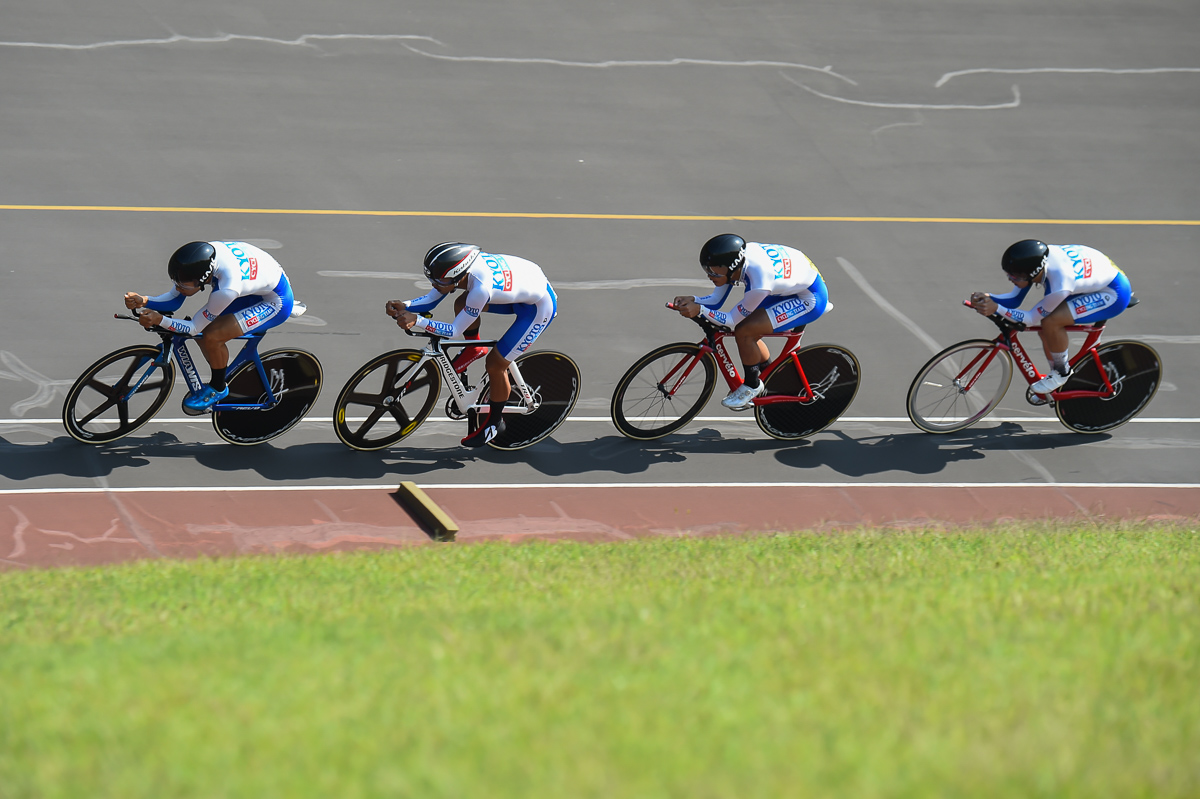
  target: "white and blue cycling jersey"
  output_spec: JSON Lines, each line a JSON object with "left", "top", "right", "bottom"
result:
{"left": 693, "top": 242, "right": 830, "bottom": 331}
{"left": 992, "top": 244, "right": 1131, "bottom": 326}
{"left": 405, "top": 252, "right": 557, "bottom": 361}
{"left": 146, "top": 241, "right": 295, "bottom": 336}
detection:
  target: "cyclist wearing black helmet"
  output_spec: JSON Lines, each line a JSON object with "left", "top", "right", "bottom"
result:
{"left": 385, "top": 242, "right": 558, "bottom": 448}
{"left": 970, "top": 240, "right": 1132, "bottom": 393}
{"left": 124, "top": 240, "right": 302, "bottom": 412}
{"left": 673, "top": 234, "right": 831, "bottom": 410}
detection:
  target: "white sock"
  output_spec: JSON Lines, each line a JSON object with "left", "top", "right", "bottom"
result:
{"left": 1050, "top": 350, "right": 1069, "bottom": 375}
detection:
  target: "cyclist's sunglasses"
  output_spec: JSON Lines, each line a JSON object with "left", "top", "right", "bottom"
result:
{"left": 430, "top": 275, "right": 459, "bottom": 288}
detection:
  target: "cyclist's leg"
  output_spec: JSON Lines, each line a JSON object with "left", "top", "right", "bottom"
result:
{"left": 492, "top": 292, "right": 557, "bottom": 399}
{"left": 1047, "top": 272, "right": 1131, "bottom": 363}
{"left": 450, "top": 292, "right": 489, "bottom": 371}
{"left": 1066, "top": 272, "right": 1132, "bottom": 326}
{"left": 464, "top": 291, "right": 556, "bottom": 447}
{"left": 191, "top": 278, "right": 292, "bottom": 408}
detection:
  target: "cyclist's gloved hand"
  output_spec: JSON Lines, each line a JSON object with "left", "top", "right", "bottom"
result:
{"left": 137, "top": 309, "right": 164, "bottom": 329}
{"left": 673, "top": 298, "right": 701, "bottom": 318}
{"left": 969, "top": 293, "right": 997, "bottom": 316}
{"left": 395, "top": 309, "right": 419, "bottom": 330}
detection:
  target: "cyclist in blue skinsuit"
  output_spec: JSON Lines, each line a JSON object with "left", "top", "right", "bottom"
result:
{"left": 970, "top": 239, "right": 1133, "bottom": 394}
{"left": 386, "top": 242, "right": 558, "bottom": 447}
{"left": 672, "top": 234, "right": 832, "bottom": 410}
{"left": 124, "top": 241, "right": 302, "bottom": 412}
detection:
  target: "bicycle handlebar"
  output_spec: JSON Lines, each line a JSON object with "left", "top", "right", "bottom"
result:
{"left": 963, "top": 299, "right": 1026, "bottom": 332}
{"left": 115, "top": 310, "right": 179, "bottom": 336}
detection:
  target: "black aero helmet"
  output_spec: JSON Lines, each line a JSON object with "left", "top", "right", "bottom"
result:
{"left": 168, "top": 241, "right": 217, "bottom": 285}
{"left": 423, "top": 242, "right": 481, "bottom": 283}
{"left": 1001, "top": 239, "right": 1050, "bottom": 279}
{"left": 699, "top": 234, "right": 747, "bottom": 273}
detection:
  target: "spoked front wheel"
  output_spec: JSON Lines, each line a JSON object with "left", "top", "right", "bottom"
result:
{"left": 1055, "top": 340, "right": 1161, "bottom": 434}
{"left": 610, "top": 343, "right": 717, "bottom": 440}
{"left": 907, "top": 339, "right": 1012, "bottom": 434}
{"left": 475, "top": 351, "right": 581, "bottom": 450}
{"left": 213, "top": 349, "right": 324, "bottom": 445}
{"left": 332, "top": 349, "right": 441, "bottom": 451}
{"left": 755, "top": 345, "right": 861, "bottom": 440}
{"left": 62, "top": 345, "right": 176, "bottom": 444}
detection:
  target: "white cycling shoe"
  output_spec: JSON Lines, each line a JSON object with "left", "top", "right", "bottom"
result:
{"left": 721, "top": 381, "right": 766, "bottom": 411}
{"left": 1031, "top": 370, "right": 1070, "bottom": 394}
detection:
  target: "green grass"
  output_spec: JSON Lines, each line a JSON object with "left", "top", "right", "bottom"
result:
{"left": 2, "top": 523, "right": 1198, "bottom": 798}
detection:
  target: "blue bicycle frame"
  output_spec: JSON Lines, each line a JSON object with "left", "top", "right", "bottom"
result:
{"left": 124, "top": 329, "right": 280, "bottom": 411}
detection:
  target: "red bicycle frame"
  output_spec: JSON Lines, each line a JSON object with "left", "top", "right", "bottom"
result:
{"left": 962, "top": 321, "right": 1119, "bottom": 400}
{"left": 657, "top": 326, "right": 820, "bottom": 407}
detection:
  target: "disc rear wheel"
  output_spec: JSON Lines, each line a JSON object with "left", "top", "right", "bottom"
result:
{"left": 756, "top": 345, "right": 860, "bottom": 440}
{"left": 213, "top": 349, "right": 323, "bottom": 445}
{"left": 1055, "top": 341, "right": 1161, "bottom": 433}
{"left": 475, "top": 351, "right": 581, "bottom": 450}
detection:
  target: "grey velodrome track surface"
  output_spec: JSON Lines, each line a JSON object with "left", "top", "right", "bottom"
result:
{"left": 2, "top": 0, "right": 1198, "bottom": 493}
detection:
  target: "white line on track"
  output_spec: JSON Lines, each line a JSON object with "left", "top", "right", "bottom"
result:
{"left": 1, "top": 482, "right": 1198, "bottom": 496}
{"left": 4, "top": 416, "right": 1200, "bottom": 425}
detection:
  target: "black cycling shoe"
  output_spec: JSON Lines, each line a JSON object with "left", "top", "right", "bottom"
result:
{"left": 461, "top": 414, "right": 506, "bottom": 448}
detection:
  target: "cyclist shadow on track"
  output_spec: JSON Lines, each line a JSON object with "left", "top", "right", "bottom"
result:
{"left": 1, "top": 422, "right": 1108, "bottom": 482}
{"left": 0, "top": 432, "right": 164, "bottom": 479}
{"left": 775, "top": 422, "right": 1111, "bottom": 477}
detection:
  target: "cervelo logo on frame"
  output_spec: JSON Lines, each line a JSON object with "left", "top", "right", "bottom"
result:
{"left": 1009, "top": 338, "right": 1039, "bottom": 380}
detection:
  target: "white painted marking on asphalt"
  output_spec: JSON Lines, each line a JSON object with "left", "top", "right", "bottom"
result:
{"left": 402, "top": 44, "right": 858, "bottom": 84}
{"left": 834, "top": 258, "right": 944, "bottom": 355}
{"left": 781, "top": 73, "right": 1022, "bottom": 110}
{"left": 0, "top": 33, "right": 443, "bottom": 51}
{"left": 935, "top": 67, "right": 1200, "bottom": 88}
{"left": 1, "top": 351, "right": 74, "bottom": 416}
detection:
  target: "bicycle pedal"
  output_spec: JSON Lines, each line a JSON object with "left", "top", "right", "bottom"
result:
{"left": 1025, "top": 386, "right": 1054, "bottom": 407}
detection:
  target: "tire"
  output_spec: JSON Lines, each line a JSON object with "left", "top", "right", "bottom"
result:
{"left": 62, "top": 345, "right": 175, "bottom": 444}
{"left": 1056, "top": 340, "right": 1161, "bottom": 434}
{"left": 332, "top": 350, "right": 440, "bottom": 451}
{"left": 755, "top": 345, "right": 861, "bottom": 440}
{"left": 213, "top": 349, "right": 323, "bottom": 445}
{"left": 475, "top": 351, "right": 581, "bottom": 450}
{"left": 610, "top": 343, "right": 717, "bottom": 440}
{"left": 907, "top": 340, "right": 1012, "bottom": 434}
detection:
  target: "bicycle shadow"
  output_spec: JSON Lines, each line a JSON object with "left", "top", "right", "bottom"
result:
{"left": 774, "top": 422, "right": 1111, "bottom": 477}
{"left": 0, "top": 422, "right": 1110, "bottom": 483}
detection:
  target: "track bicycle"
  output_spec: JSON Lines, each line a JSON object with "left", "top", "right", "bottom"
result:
{"left": 610, "top": 304, "right": 861, "bottom": 440}
{"left": 62, "top": 311, "right": 323, "bottom": 445}
{"left": 906, "top": 297, "right": 1161, "bottom": 434}
{"left": 332, "top": 329, "right": 581, "bottom": 451}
